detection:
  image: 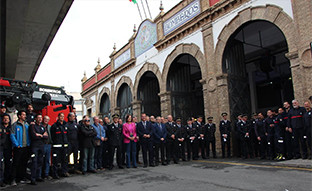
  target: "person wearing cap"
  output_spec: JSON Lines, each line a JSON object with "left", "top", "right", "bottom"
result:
{"left": 137, "top": 113, "right": 154, "bottom": 167}
{"left": 107, "top": 114, "right": 123, "bottom": 170}
{"left": 50, "top": 113, "right": 70, "bottom": 179}
{"left": 175, "top": 118, "right": 186, "bottom": 161}
{"left": 191, "top": 117, "right": 202, "bottom": 160}
{"left": 29, "top": 114, "right": 48, "bottom": 185}
{"left": 204, "top": 117, "right": 216, "bottom": 159}
{"left": 196, "top": 116, "right": 206, "bottom": 159}
{"left": 219, "top": 113, "right": 231, "bottom": 158}
{"left": 165, "top": 115, "right": 179, "bottom": 164}
{"left": 237, "top": 114, "right": 250, "bottom": 159}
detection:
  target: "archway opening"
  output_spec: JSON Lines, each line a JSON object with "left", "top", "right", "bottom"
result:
{"left": 99, "top": 93, "right": 110, "bottom": 118}
{"left": 167, "top": 54, "right": 204, "bottom": 122}
{"left": 222, "top": 20, "right": 294, "bottom": 156}
{"left": 117, "top": 83, "right": 133, "bottom": 121}
{"left": 137, "top": 71, "right": 161, "bottom": 117}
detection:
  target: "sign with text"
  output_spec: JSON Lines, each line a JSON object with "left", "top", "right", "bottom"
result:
{"left": 114, "top": 49, "right": 131, "bottom": 69}
{"left": 163, "top": 0, "right": 201, "bottom": 36}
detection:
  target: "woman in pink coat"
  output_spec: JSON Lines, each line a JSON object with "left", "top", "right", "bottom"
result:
{"left": 123, "top": 114, "right": 138, "bottom": 168}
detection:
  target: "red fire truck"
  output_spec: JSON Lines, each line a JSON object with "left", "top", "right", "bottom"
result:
{"left": 0, "top": 77, "right": 74, "bottom": 124}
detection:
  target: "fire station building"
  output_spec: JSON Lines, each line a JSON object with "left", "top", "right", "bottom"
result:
{"left": 81, "top": 0, "right": 312, "bottom": 152}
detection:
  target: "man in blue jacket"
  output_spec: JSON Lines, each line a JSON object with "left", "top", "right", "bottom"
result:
{"left": 153, "top": 116, "right": 167, "bottom": 166}
{"left": 10, "top": 110, "right": 31, "bottom": 186}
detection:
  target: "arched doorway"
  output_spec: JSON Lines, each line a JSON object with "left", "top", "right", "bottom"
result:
{"left": 137, "top": 71, "right": 161, "bottom": 117}
{"left": 167, "top": 54, "right": 204, "bottom": 122}
{"left": 99, "top": 93, "right": 110, "bottom": 118}
{"left": 223, "top": 20, "right": 294, "bottom": 118}
{"left": 117, "top": 83, "right": 133, "bottom": 121}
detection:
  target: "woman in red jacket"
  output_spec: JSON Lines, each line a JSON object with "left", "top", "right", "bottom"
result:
{"left": 122, "top": 115, "right": 138, "bottom": 168}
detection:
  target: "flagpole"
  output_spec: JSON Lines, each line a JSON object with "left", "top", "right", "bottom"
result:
{"left": 140, "top": 0, "right": 147, "bottom": 19}
{"left": 136, "top": 3, "right": 143, "bottom": 21}
{"left": 145, "top": 0, "right": 152, "bottom": 19}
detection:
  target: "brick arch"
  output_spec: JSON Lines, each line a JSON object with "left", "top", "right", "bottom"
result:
{"left": 115, "top": 76, "right": 134, "bottom": 104}
{"left": 214, "top": 4, "right": 298, "bottom": 75}
{"left": 161, "top": 43, "right": 206, "bottom": 92}
{"left": 133, "top": 62, "right": 162, "bottom": 100}
{"left": 98, "top": 87, "right": 110, "bottom": 105}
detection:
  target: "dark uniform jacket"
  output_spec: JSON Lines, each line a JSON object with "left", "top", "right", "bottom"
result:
{"left": 29, "top": 123, "right": 47, "bottom": 147}
{"left": 26, "top": 111, "right": 36, "bottom": 124}
{"left": 0, "top": 123, "right": 11, "bottom": 150}
{"left": 264, "top": 117, "right": 276, "bottom": 136}
{"left": 204, "top": 123, "right": 216, "bottom": 141}
{"left": 80, "top": 124, "right": 97, "bottom": 148}
{"left": 255, "top": 119, "right": 266, "bottom": 138}
{"left": 304, "top": 109, "right": 311, "bottom": 134}
{"left": 237, "top": 121, "right": 250, "bottom": 140}
{"left": 219, "top": 120, "right": 231, "bottom": 137}
{"left": 51, "top": 120, "right": 69, "bottom": 146}
{"left": 288, "top": 107, "right": 306, "bottom": 129}
{"left": 153, "top": 123, "right": 167, "bottom": 144}
{"left": 137, "top": 121, "right": 153, "bottom": 142}
{"left": 107, "top": 123, "right": 123, "bottom": 147}
{"left": 186, "top": 124, "right": 198, "bottom": 142}
{"left": 165, "top": 122, "right": 178, "bottom": 142}
{"left": 0, "top": 124, "right": 7, "bottom": 151}
{"left": 176, "top": 124, "right": 187, "bottom": 139}
{"left": 66, "top": 121, "right": 79, "bottom": 143}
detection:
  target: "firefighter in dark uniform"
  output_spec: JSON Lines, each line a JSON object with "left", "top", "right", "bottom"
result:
{"left": 26, "top": 104, "right": 36, "bottom": 125}
{"left": 237, "top": 114, "right": 250, "bottom": 159}
{"left": 0, "top": 114, "right": 8, "bottom": 187}
{"left": 303, "top": 101, "right": 311, "bottom": 159}
{"left": 204, "top": 117, "right": 216, "bottom": 159}
{"left": 275, "top": 108, "right": 287, "bottom": 160}
{"left": 219, "top": 113, "right": 231, "bottom": 158}
{"left": 51, "top": 113, "right": 70, "bottom": 179}
{"left": 29, "top": 114, "right": 48, "bottom": 185}
{"left": 1, "top": 114, "right": 12, "bottom": 185}
{"left": 185, "top": 118, "right": 199, "bottom": 160}
{"left": 250, "top": 113, "right": 258, "bottom": 158}
{"left": 107, "top": 114, "right": 123, "bottom": 170}
{"left": 255, "top": 113, "right": 267, "bottom": 159}
{"left": 264, "top": 110, "right": 276, "bottom": 160}
{"left": 288, "top": 100, "right": 307, "bottom": 159}
{"left": 66, "top": 112, "right": 81, "bottom": 174}
{"left": 283, "top": 101, "right": 293, "bottom": 160}
{"left": 196, "top": 116, "right": 206, "bottom": 159}
{"left": 165, "top": 115, "right": 179, "bottom": 164}
{"left": 175, "top": 118, "right": 186, "bottom": 161}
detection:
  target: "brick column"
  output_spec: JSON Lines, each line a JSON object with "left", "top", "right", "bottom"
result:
{"left": 159, "top": 91, "right": 172, "bottom": 117}
{"left": 132, "top": 100, "right": 142, "bottom": 119}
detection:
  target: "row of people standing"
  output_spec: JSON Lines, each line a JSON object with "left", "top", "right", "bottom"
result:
{"left": 236, "top": 99, "right": 311, "bottom": 160}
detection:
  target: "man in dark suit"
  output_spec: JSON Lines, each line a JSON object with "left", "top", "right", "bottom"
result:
{"left": 153, "top": 116, "right": 167, "bottom": 165}
{"left": 237, "top": 114, "right": 250, "bottom": 159}
{"left": 205, "top": 117, "right": 216, "bottom": 158}
{"left": 219, "top": 112, "right": 231, "bottom": 158}
{"left": 165, "top": 115, "right": 179, "bottom": 164}
{"left": 176, "top": 118, "right": 186, "bottom": 161}
{"left": 137, "top": 113, "right": 154, "bottom": 167}
{"left": 193, "top": 116, "right": 204, "bottom": 159}
{"left": 107, "top": 114, "right": 123, "bottom": 170}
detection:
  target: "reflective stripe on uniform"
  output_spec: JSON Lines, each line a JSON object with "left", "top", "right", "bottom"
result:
{"left": 64, "top": 144, "right": 69, "bottom": 147}
{"left": 291, "top": 115, "right": 303, "bottom": 119}
{"left": 278, "top": 140, "right": 283, "bottom": 143}
{"left": 53, "top": 144, "right": 62, "bottom": 148}
{"left": 31, "top": 154, "right": 35, "bottom": 158}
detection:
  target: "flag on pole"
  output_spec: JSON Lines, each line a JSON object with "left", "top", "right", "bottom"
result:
{"left": 129, "top": 0, "right": 137, "bottom": 4}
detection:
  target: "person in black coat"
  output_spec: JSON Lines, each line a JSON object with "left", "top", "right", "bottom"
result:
{"left": 0, "top": 114, "right": 8, "bottom": 187}
{"left": 1, "top": 113, "right": 12, "bottom": 185}
{"left": 107, "top": 114, "right": 123, "bottom": 170}
{"left": 237, "top": 115, "right": 250, "bottom": 159}
{"left": 185, "top": 118, "right": 199, "bottom": 160}
{"left": 165, "top": 115, "right": 179, "bottom": 164}
{"left": 153, "top": 116, "right": 167, "bottom": 165}
{"left": 303, "top": 101, "right": 311, "bottom": 159}
{"left": 219, "top": 113, "right": 231, "bottom": 158}
{"left": 137, "top": 113, "right": 154, "bottom": 167}
{"left": 29, "top": 114, "right": 48, "bottom": 185}
{"left": 255, "top": 113, "right": 267, "bottom": 159}
{"left": 80, "top": 116, "right": 97, "bottom": 174}
{"left": 197, "top": 116, "right": 206, "bottom": 159}
{"left": 175, "top": 118, "right": 186, "bottom": 161}
{"left": 264, "top": 110, "right": 276, "bottom": 160}
{"left": 204, "top": 117, "right": 216, "bottom": 158}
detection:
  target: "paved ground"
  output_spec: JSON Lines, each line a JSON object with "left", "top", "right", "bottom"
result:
{"left": 2, "top": 159, "right": 311, "bottom": 191}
